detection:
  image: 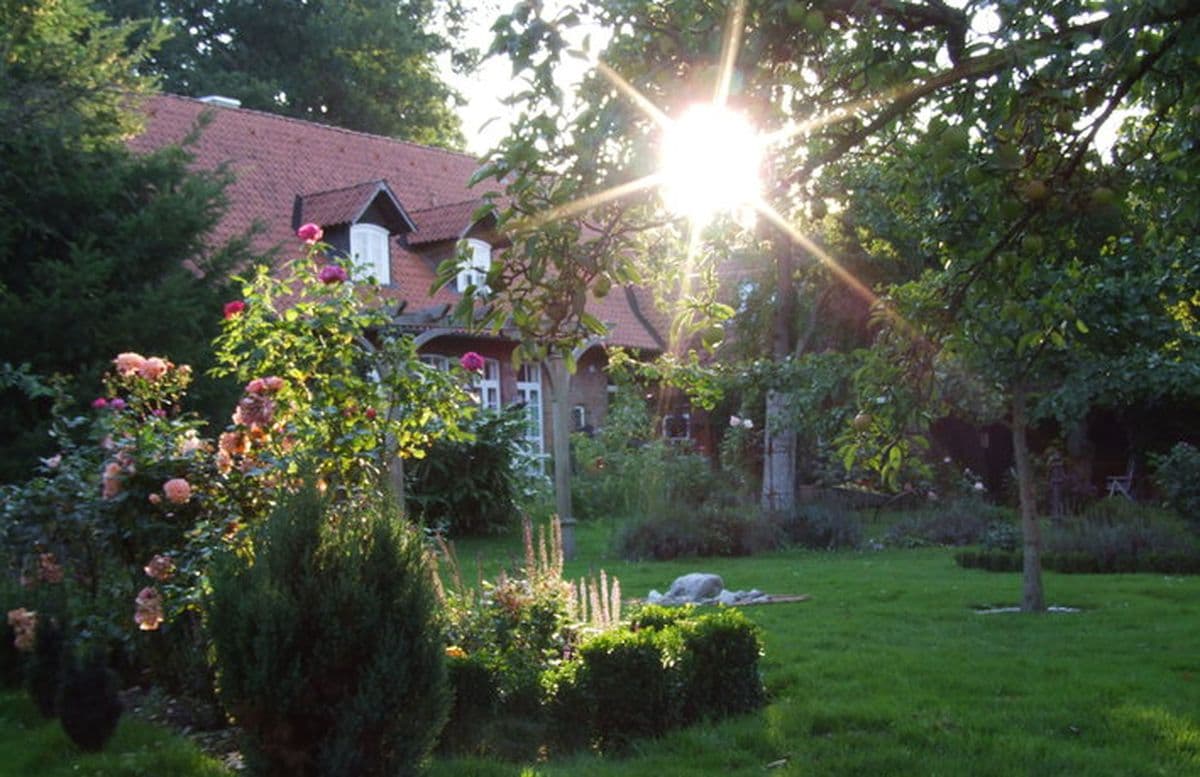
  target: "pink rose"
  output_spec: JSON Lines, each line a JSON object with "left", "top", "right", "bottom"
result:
{"left": 139, "top": 357, "right": 169, "bottom": 380}
{"left": 144, "top": 554, "right": 176, "bottom": 582}
{"left": 318, "top": 264, "right": 348, "bottom": 284}
{"left": 148, "top": 493, "right": 162, "bottom": 505}
{"left": 245, "top": 378, "right": 265, "bottom": 395}
{"left": 114, "top": 352, "right": 146, "bottom": 375}
{"left": 134, "top": 587, "right": 164, "bottom": 631}
{"left": 163, "top": 478, "right": 192, "bottom": 504}
{"left": 262, "top": 376, "right": 284, "bottom": 392}
{"left": 38, "top": 553, "right": 63, "bottom": 584}
{"left": 109, "top": 397, "right": 127, "bottom": 411}
{"left": 233, "top": 394, "right": 275, "bottom": 429}
{"left": 297, "top": 223, "right": 324, "bottom": 244}
{"left": 91, "top": 397, "right": 109, "bottom": 409}
{"left": 223, "top": 300, "right": 246, "bottom": 319}
{"left": 7, "top": 608, "right": 37, "bottom": 652}
{"left": 459, "top": 351, "right": 485, "bottom": 372}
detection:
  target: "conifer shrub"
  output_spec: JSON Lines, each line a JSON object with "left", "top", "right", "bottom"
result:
{"left": 0, "top": 620, "right": 21, "bottom": 689}
{"left": 207, "top": 485, "right": 449, "bottom": 777}
{"left": 58, "top": 648, "right": 123, "bottom": 752}
{"left": 28, "top": 616, "right": 65, "bottom": 718}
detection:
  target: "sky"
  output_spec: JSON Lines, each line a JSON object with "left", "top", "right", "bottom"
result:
{"left": 440, "top": 2, "right": 604, "bottom": 155}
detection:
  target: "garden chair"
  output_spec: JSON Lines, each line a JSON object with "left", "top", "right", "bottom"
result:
{"left": 1106, "top": 460, "right": 1135, "bottom": 500}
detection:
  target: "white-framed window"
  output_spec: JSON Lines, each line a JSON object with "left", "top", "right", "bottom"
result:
{"left": 419, "top": 354, "right": 449, "bottom": 372}
{"left": 572, "top": 404, "right": 587, "bottom": 431}
{"left": 475, "top": 358, "right": 501, "bottom": 411}
{"left": 516, "top": 363, "right": 544, "bottom": 458}
{"left": 350, "top": 223, "right": 390, "bottom": 284}
{"left": 456, "top": 238, "right": 491, "bottom": 294}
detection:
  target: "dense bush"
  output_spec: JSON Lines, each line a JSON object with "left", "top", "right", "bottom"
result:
{"left": 439, "top": 653, "right": 500, "bottom": 756}
{"left": 957, "top": 501, "right": 1200, "bottom": 574}
{"left": 884, "top": 498, "right": 1009, "bottom": 548}
{"left": 669, "top": 608, "right": 765, "bottom": 722}
{"left": 980, "top": 521, "right": 1022, "bottom": 552}
{"left": 1153, "top": 442, "right": 1200, "bottom": 525}
{"left": 28, "top": 616, "right": 65, "bottom": 718}
{"left": 779, "top": 502, "right": 864, "bottom": 550}
{"left": 559, "top": 627, "right": 680, "bottom": 751}
{"left": 208, "top": 485, "right": 448, "bottom": 777}
{"left": 546, "top": 606, "right": 765, "bottom": 753}
{"left": 0, "top": 620, "right": 20, "bottom": 689}
{"left": 58, "top": 649, "right": 122, "bottom": 752}
{"left": 570, "top": 385, "right": 720, "bottom": 522}
{"left": 616, "top": 498, "right": 780, "bottom": 560}
{"left": 407, "top": 406, "right": 533, "bottom": 536}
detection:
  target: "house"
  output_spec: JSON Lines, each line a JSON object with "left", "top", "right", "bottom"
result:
{"left": 130, "top": 93, "right": 670, "bottom": 457}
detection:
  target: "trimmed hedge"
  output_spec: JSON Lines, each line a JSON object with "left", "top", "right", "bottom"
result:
{"left": 545, "top": 606, "right": 765, "bottom": 754}
{"left": 955, "top": 550, "right": 1200, "bottom": 575}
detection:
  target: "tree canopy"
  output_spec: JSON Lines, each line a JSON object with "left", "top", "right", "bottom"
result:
{"left": 0, "top": 0, "right": 251, "bottom": 481}
{"left": 463, "top": 0, "right": 1200, "bottom": 604}
{"left": 99, "top": 0, "right": 469, "bottom": 146}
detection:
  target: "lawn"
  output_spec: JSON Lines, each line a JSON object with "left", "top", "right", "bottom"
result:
{"left": 0, "top": 690, "right": 229, "bottom": 777}
{"left": 6, "top": 518, "right": 1198, "bottom": 776}
{"left": 437, "top": 520, "right": 1200, "bottom": 776}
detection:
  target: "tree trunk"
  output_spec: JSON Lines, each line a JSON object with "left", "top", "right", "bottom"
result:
{"left": 762, "top": 242, "right": 797, "bottom": 512}
{"left": 762, "top": 389, "right": 797, "bottom": 511}
{"left": 1011, "top": 382, "right": 1045, "bottom": 612}
{"left": 547, "top": 354, "right": 576, "bottom": 560}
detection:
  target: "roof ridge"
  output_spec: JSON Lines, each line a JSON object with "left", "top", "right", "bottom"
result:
{"left": 156, "top": 93, "right": 484, "bottom": 164}
{"left": 300, "top": 179, "right": 387, "bottom": 198}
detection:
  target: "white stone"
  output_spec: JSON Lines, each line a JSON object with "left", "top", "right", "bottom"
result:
{"left": 665, "top": 573, "right": 724, "bottom": 602}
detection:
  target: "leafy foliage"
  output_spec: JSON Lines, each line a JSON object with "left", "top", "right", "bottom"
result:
{"left": 407, "top": 406, "right": 533, "bottom": 536}
{"left": 207, "top": 484, "right": 449, "bottom": 777}
{"left": 99, "top": 0, "right": 467, "bottom": 146}
{"left": 0, "top": 0, "right": 249, "bottom": 481}
{"left": 212, "top": 242, "right": 474, "bottom": 498}
{"left": 1152, "top": 442, "right": 1200, "bottom": 525}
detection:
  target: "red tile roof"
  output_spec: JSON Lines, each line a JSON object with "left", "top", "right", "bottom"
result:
{"left": 131, "top": 94, "right": 666, "bottom": 351}
{"left": 407, "top": 199, "right": 484, "bottom": 245}
{"left": 296, "top": 180, "right": 412, "bottom": 232}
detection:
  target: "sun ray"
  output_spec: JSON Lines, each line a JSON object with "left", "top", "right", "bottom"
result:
{"left": 520, "top": 173, "right": 663, "bottom": 230}
{"left": 713, "top": 0, "right": 747, "bottom": 108}
{"left": 594, "top": 61, "right": 673, "bottom": 129}
{"left": 761, "top": 79, "right": 938, "bottom": 148}
{"left": 752, "top": 197, "right": 931, "bottom": 351}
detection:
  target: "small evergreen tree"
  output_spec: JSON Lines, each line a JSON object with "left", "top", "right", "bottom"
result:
{"left": 58, "top": 648, "right": 123, "bottom": 752}
{"left": 27, "top": 617, "right": 65, "bottom": 718}
{"left": 208, "top": 484, "right": 449, "bottom": 777}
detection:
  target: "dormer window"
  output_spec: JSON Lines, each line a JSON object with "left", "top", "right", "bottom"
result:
{"left": 456, "top": 239, "right": 491, "bottom": 295}
{"left": 350, "top": 223, "right": 390, "bottom": 284}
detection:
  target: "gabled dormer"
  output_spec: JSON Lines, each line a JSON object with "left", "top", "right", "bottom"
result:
{"left": 293, "top": 180, "right": 415, "bottom": 285}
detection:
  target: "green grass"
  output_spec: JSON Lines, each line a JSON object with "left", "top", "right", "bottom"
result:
{"left": 5, "top": 517, "right": 1198, "bottom": 775}
{"left": 432, "top": 520, "right": 1200, "bottom": 777}
{"left": 0, "top": 690, "right": 229, "bottom": 777}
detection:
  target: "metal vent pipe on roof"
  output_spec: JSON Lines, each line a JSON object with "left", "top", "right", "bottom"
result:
{"left": 198, "top": 95, "right": 242, "bottom": 109}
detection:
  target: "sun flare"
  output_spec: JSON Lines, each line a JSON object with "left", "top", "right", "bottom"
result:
{"left": 659, "top": 103, "right": 763, "bottom": 223}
